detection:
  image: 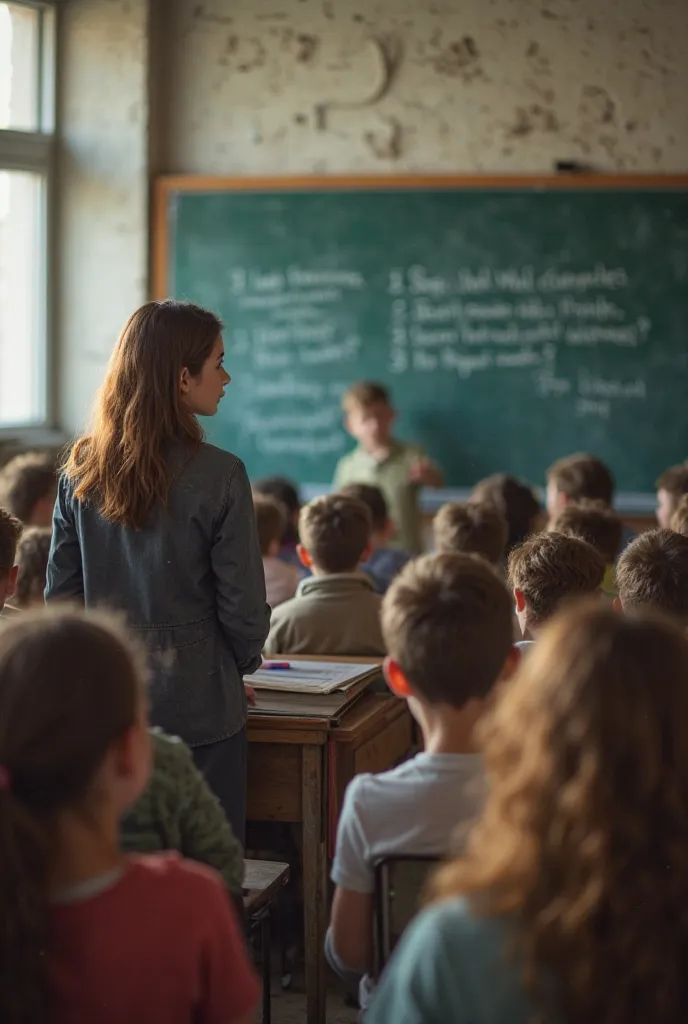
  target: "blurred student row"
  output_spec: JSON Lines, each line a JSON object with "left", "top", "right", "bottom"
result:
{"left": 2, "top": 439, "right": 688, "bottom": 1023}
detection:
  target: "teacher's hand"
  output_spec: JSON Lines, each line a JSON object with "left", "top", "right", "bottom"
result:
{"left": 245, "top": 684, "right": 257, "bottom": 706}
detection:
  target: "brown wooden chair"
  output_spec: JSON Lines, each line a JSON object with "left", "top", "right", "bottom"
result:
{"left": 244, "top": 859, "right": 290, "bottom": 1024}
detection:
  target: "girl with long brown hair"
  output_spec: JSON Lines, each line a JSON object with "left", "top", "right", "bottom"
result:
{"left": 367, "top": 603, "right": 688, "bottom": 1024}
{"left": 46, "top": 301, "right": 270, "bottom": 845}
{"left": 0, "top": 608, "right": 259, "bottom": 1024}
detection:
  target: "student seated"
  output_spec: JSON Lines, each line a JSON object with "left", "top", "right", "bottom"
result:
{"left": 253, "top": 475, "right": 304, "bottom": 570}
{"left": 655, "top": 463, "right": 688, "bottom": 528}
{"left": 265, "top": 494, "right": 385, "bottom": 656}
{"left": 0, "top": 608, "right": 259, "bottom": 1023}
{"left": 545, "top": 452, "right": 615, "bottom": 518}
{"left": 121, "top": 728, "right": 244, "bottom": 896}
{"left": 0, "top": 507, "right": 22, "bottom": 617}
{"left": 254, "top": 495, "right": 301, "bottom": 608}
{"left": 616, "top": 528, "right": 688, "bottom": 624}
{"left": 13, "top": 525, "right": 52, "bottom": 609}
{"left": 367, "top": 604, "right": 688, "bottom": 1024}
{"left": 433, "top": 500, "right": 508, "bottom": 567}
{"left": 326, "top": 553, "right": 517, "bottom": 1011}
{"left": 671, "top": 494, "right": 688, "bottom": 535}
{"left": 339, "top": 482, "right": 411, "bottom": 593}
{"left": 469, "top": 473, "right": 541, "bottom": 557}
{"left": 0, "top": 451, "right": 57, "bottom": 526}
{"left": 333, "top": 381, "right": 443, "bottom": 554}
{"left": 549, "top": 499, "right": 622, "bottom": 598}
{"left": 508, "top": 532, "right": 605, "bottom": 646}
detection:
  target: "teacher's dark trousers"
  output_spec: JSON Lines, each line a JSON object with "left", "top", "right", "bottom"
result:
{"left": 192, "top": 726, "right": 247, "bottom": 849}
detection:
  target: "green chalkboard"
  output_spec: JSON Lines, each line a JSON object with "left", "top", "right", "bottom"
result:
{"left": 158, "top": 176, "right": 688, "bottom": 497}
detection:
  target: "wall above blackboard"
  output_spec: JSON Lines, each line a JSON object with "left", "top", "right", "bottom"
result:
{"left": 154, "top": 175, "right": 688, "bottom": 500}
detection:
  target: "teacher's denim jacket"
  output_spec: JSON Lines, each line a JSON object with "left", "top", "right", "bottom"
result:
{"left": 46, "top": 442, "right": 270, "bottom": 747}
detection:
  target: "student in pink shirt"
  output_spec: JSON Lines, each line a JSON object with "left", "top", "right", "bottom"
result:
{"left": 0, "top": 607, "right": 259, "bottom": 1024}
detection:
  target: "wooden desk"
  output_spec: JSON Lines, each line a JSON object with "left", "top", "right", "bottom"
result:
{"left": 247, "top": 693, "right": 414, "bottom": 1024}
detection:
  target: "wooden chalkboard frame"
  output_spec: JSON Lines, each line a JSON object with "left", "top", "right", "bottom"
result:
{"left": 152, "top": 173, "right": 688, "bottom": 300}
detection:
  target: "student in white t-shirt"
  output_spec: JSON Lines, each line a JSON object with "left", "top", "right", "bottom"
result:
{"left": 254, "top": 494, "right": 301, "bottom": 609}
{"left": 326, "top": 552, "right": 518, "bottom": 1011}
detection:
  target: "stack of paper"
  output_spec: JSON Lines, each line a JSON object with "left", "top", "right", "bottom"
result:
{"left": 245, "top": 660, "right": 382, "bottom": 718}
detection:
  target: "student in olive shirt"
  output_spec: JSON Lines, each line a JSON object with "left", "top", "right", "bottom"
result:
{"left": 368, "top": 605, "right": 688, "bottom": 1024}
{"left": 333, "top": 382, "right": 442, "bottom": 554}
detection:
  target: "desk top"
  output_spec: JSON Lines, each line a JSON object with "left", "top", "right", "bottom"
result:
{"left": 248, "top": 692, "right": 407, "bottom": 743}
{"left": 243, "top": 859, "right": 290, "bottom": 913}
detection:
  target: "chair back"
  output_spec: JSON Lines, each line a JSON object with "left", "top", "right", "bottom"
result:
{"left": 373, "top": 855, "right": 441, "bottom": 975}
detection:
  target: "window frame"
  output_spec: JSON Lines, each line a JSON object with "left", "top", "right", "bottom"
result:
{"left": 0, "top": 0, "right": 56, "bottom": 437}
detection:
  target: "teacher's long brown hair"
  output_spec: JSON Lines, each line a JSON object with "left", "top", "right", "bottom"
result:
{"left": 64, "top": 300, "right": 222, "bottom": 529}
{"left": 430, "top": 603, "right": 688, "bottom": 1024}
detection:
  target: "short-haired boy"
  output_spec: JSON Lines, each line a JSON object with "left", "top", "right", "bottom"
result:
{"left": 433, "top": 500, "right": 508, "bottom": 567}
{"left": 616, "top": 528, "right": 688, "bottom": 624}
{"left": 265, "top": 494, "right": 385, "bottom": 656}
{"left": 671, "top": 494, "right": 688, "bottom": 536}
{"left": 656, "top": 463, "right": 688, "bottom": 529}
{"left": 0, "top": 507, "right": 23, "bottom": 616}
{"left": 0, "top": 452, "right": 57, "bottom": 526}
{"left": 545, "top": 452, "right": 615, "bottom": 519}
{"left": 549, "top": 499, "right": 622, "bottom": 598}
{"left": 326, "top": 553, "right": 517, "bottom": 1010}
{"left": 508, "top": 531, "right": 605, "bottom": 645}
{"left": 254, "top": 495, "right": 301, "bottom": 608}
{"left": 339, "top": 482, "right": 411, "bottom": 593}
{"left": 333, "top": 381, "right": 443, "bottom": 554}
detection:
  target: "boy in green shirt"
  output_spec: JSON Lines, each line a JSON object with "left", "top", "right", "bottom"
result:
{"left": 333, "top": 381, "right": 443, "bottom": 554}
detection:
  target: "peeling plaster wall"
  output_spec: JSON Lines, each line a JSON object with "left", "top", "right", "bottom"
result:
{"left": 55, "top": 0, "right": 688, "bottom": 433}
{"left": 56, "top": 0, "right": 150, "bottom": 433}
{"left": 161, "top": 0, "right": 688, "bottom": 174}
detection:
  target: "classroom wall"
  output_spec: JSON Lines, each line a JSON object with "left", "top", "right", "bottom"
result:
{"left": 55, "top": 0, "right": 688, "bottom": 433}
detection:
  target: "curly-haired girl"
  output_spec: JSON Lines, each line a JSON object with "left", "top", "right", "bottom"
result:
{"left": 368, "top": 603, "right": 688, "bottom": 1024}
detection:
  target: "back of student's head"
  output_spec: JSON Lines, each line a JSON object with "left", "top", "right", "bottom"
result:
{"left": 341, "top": 380, "right": 391, "bottom": 414}
{"left": 14, "top": 527, "right": 52, "bottom": 609}
{"left": 508, "top": 532, "right": 605, "bottom": 627}
{"left": 433, "top": 501, "right": 508, "bottom": 566}
{"left": 0, "top": 508, "right": 23, "bottom": 610}
{"left": 0, "top": 452, "right": 56, "bottom": 526}
{"left": 381, "top": 553, "right": 513, "bottom": 708}
{"left": 253, "top": 476, "right": 301, "bottom": 544}
{"left": 469, "top": 473, "right": 540, "bottom": 553}
{"left": 254, "top": 495, "right": 286, "bottom": 557}
{"left": 299, "top": 494, "right": 371, "bottom": 573}
{"left": 616, "top": 529, "right": 688, "bottom": 623}
{"left": 339, "top": 482, "right": 388, "bottom": 533}
{"left": 549, "top": 499, "right": 622, "bottom": 564}
{"left": 656, "top": 463, "right": 688, "bottom": 528}
{"left": 64, "top": 300, "right": 223, "bottom": 530}
{"left": 671, "top": 494, "right": 688, "bottom": 536}
{"left": 547, "top": 452, "right": 615, "bottom": 505}
{"left": 0, "top": 608, "right": 147, "bottom": 1023}
{"left": 430, "top": 602, "right": 688, "bottom": 1024}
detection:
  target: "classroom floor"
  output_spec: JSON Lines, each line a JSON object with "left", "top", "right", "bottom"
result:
{"left": 269, "top": 971, "right": 358, "bottom": 1024}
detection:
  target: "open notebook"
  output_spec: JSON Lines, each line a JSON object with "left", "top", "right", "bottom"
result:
{"left": 246, "top": 660, "right": 382, "bottom": 718}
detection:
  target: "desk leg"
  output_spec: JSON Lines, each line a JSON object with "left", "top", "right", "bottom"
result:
{"left": 302, "top": 744, "right": 326, "bottom": 1024}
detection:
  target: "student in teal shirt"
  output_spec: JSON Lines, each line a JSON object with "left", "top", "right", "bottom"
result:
{"left": 368, "top": 603, "right": 688, "bottom": 1024}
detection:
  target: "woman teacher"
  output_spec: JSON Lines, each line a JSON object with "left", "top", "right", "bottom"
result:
{"left": 46, "top": 300, "right": 270, "bottom": 845}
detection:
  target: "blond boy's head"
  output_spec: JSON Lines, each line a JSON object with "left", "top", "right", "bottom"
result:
{"left": 0, "top": 508, "right": 23, "bottom": 612}
{"left": 670, "top": 494, "right": 688, "bottom": 537}
{"left": 546, "top": 453, "right": 614, "bottom": 519}
{"left": 433, "top": 501, "right": 508, "bottom": 566}
{"left": 656, "top": 464, "right": 688, "bottom": 529}
{"left": 341, "top": 381, "right": 395, "bottom": 451}
{"left": 382, "top": 553, "right": 514, "bottom": 710}
{"left": 298, "top": 494, "right": 372, "bottom": 574}
{"left": 508, "top": 531, "right": 605, "bottom": 635}
{"left": 254, "top": 495, "right": 286, "bottom": 558}
{"left": 549, "top": 499, "right": 622, "bottom": 565}
{"left": 616, "top": 529, "right": 688, "bottom": 624}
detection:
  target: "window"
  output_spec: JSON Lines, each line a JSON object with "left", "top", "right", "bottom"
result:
{"left": 0, "top": 2, "right": 54, "bottom": 429}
